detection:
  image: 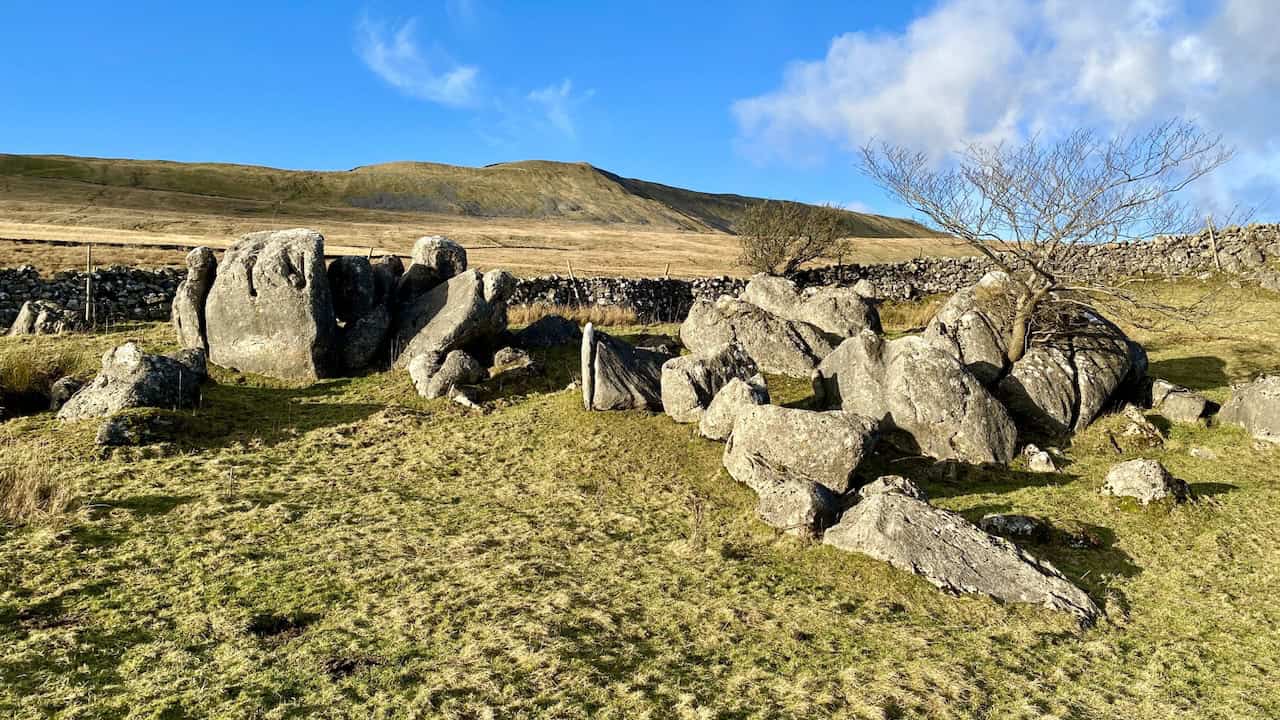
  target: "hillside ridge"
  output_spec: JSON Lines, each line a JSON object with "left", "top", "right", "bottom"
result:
{"left": 0, "top": 153, "right": 939, "bottom": 238}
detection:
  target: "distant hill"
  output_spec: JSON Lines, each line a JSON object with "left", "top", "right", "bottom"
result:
{"left": 0, "top": 153, "right": 939, "bottom": 238}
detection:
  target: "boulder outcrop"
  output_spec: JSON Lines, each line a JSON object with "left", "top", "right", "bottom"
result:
{"left": 57, "top": 342, "right": 206, "bottom": 421}
{"left": 680, "top": 296, "right": 836, "bottom": 377}
{"left": 204, "top": 229, "right": 337, "bottom": 381}
{"left": 722, "top": 404, "right": 878, "bottom": 494}
{"left": 660, "top": 342, "right": 759, "bottom": 423}
{"left": 580, "top": 323, "right": 674, "bottom": 411}
{"left": 171, "top": 247, "right": 217, "bottom": 352}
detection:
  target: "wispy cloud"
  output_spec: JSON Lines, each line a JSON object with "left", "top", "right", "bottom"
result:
{"left": 527, "top": 79, "right": 591, "bottom": 139}
{"left": 733, "top": 0, "right": 1280, "bottom": 214}
{"left": 356, "top": 15, "right": 479, "bottom": 107}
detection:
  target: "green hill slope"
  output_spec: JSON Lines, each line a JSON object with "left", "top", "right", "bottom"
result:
{"left": 0, "top": 153, "right": 939, "bottom": 237}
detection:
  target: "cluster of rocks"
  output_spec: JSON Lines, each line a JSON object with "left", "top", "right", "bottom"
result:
{"left": 572, "top": 270, "right": 1261, "bottom": 623}
{"left": 167, "top": 230, "right": 522, "bottom": 401}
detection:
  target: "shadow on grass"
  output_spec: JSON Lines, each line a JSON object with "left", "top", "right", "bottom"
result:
{"left": 90, "top": 494, "right": 196, "bottom": 519}
{"left": 175, "top": 378, "right": 383, "bottom": 450}
{"left": 1146, "top": 355, "right": 1230, "bottom": 392}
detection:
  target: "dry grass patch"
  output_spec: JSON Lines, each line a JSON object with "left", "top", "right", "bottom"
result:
{"left": 507, "top": 303, "right": 639, "bottom": 328}
{"left": 0, "top": 440, "right": 76, "bottom": 525}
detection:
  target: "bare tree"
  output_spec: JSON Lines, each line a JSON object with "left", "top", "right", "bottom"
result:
{"left": 859, "top": 119, "right": 1234, "bottom": 362}
{"left": 737, "top": 200, "right": 849, "bottom": 276}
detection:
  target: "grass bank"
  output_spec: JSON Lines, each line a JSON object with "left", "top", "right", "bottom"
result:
{"left": 0, "top": 281, "right": 1278, "bottom": 718}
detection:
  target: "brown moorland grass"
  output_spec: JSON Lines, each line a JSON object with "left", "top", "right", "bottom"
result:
{"left": 0, "top": 281, "right": 1277, "bottom": 718}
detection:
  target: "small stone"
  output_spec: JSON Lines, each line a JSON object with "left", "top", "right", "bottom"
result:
{"left": 855, "top": 475, "right": 928, "bottom": 502}
{"left": 979, "top": 514, "right": 1050, "bottom": 542}
{"left": 1101, "top": 459, "right": 1189, "bottom": 505}
{"left": 1189, "top": 446, "right": 1218, "bottom": 460}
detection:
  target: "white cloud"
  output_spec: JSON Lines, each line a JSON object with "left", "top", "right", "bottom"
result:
{"left": 733, "top": 0, "right": 1280, "bottom": 214}
{"left": 527, "top": 79, "right": 592, "bottom": 139}
{"left": 356, "top": 15, "right": 479, "bottom": 107}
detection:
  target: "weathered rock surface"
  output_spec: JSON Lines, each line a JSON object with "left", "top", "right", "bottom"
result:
{"left": 1219, "top": 375, "right": 1280, "bottom": 444}
{"left": 680, "top": 297, "right": 836, "bottom": 377}
{"left": 741, "top": 274, "right": 881, "bottom": 337}
{"left": 204, "top": 229, "right": 337, "bottom": 381}
{"left": 1022, "top": 444, "right": 1058, "bottom": 473}
{"left": 660, "top": 343, "right": 758, "bottom": 423}
{"left": 1101, "top": 459, "right": 1189, "bottom": 504}
{"left": 855, "top": 474, "right": 928, "bottom": 502}
{"left": 814, "top": 332, "right": 1017, "bottom": 465}
{"left": 723, "top": 404, "right": 878, "bottom": 494}
{"left": 171, "top": 247, "right": 217, "bottom": 352}
{"left": 732, "top": 453, "right": 838, "bottom": 538}
{"left": 514, "top": 314, "right": 581, "bottom": 349}
{"left": 395, "top": 236, "right": 468, "bottom": 311}
{"left": 580, "top": 324, "right": 674, "bottom": 411}
{"left": 395, "top": 269, "right": 515, "bottom": 364}
{"left": 698, "top": 375, "right": 769, "bottom": 441}
{"left": 924, "top": 270, "right": 1016, "bottom": 385}
{"left": 491, "top": 346, "right": 538, "bottom": 377}
{"left": 409, "top": 349, "right": 487, "bottom": 399}
{"left": 825, "top": 492, "right": 1099, "bottom": 623}
{"left": 58, "top": 343, "right": 205, "bottom": 421}
{"left": 1151, "top": 381, "right": 1210, "bottom": 424}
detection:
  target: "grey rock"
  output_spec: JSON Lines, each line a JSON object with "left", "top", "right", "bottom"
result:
{"left": 204, "top": 228, "right": 337, "bottom": 381}
{"left": 515, "top": 314, "right": 581, "bottom": 349}
{"left": 660, "top": 343, "right": 759, "bottom": 423}
{"left": 171, "top": 247, "right": 217, "bottom": 351}
{"left": 1022, "top": 444, "right": 1058, "bottom": 473}
{"left": 409, "top": 349, "right": 486, "bottom": 399}
{"left": 1118, "top": 404, "right": 1165, "bottom": 448}
{"left": 814, "top": 332, "right": 1017, "bottom": 465}
{"left": 327, "top": 256, "right": 379, "bottom": 323}
{"left": 394, "top": 236, "right": 467, "bottom": 310}
{"left": 851, "top": 279, "right": 880, "bottom": 300}
{"left": 1155, "top": 385, "right": 1209, "bottom": 424}
{"left": 48, "top": 376, "right": 84, "bottom": 411}
{"left": 1189, "top": 446, "right": 1219, "bottom": 460}
{"left": 856, "top": 474, "right": 928, "bottom": 502}
{"left": 698, "top": 375, "right": 770, "bottom": 441}
{"left": 733, "top": 453, "right": 838, "bottom": 539}
{"left": 580, "top": 323, "right": 674, "bottom": 411}
{"left": 492, "top": 346, "right": 536, "bottom": 374}
{"left": 680, "top": 296, "right": 836, "bottom": 378}
{"left": 979, "top": 514, "right": 1050, "bottom": 542}
{"left": 741, "top": 274, "right": 881, "bottom": 337}
{"left": 824, "top": 492, "right": 1098, "bottom": 623}
{"left": 8, "top": 300, "right": 71, "bottom": 337}
{"left": 923, "top": 270, "right": 1016, "bottom": 385}
{"left": 96, "top": 412, "right": 179, "bottom": 447}
{"left": 329, "top": 255, "right": 397, "bottom": 371}
{"left": 1218, "top": 375, "right": 1280, "bottom": 444}
{"left": 723, "top": 404, "right": 878, "bottom": 494}
{"left": 1101, "top": 459, "right": 1189, "bottom": 504}
{"left": 395, "top": 269, "right": 513, "bottom": 364}
{"left": 58, "top": 342, "right": 205, "bottom": 420}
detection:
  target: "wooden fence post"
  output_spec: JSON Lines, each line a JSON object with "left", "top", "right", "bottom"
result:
{"left": 85, "top": 244, "right": 94, "bottom": 327}
{"left": 1206, "top": 216, "right": 1223, "bottom": 272}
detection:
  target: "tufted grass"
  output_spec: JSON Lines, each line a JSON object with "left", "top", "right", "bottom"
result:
{"left": 0, "top": 280, "right": 1278, "bottom": 718}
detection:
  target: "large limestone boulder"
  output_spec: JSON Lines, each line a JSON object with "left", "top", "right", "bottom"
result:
{"left": 394, "top": 236, "right": 467, "bottom": 312}
{"left": 204, "top": 229, "right": 337, "bottom": 381}
{"left": 1219, "top": 374, "right": 1280, "bottom": 444}
{"left": 698, "top": 375, "right": 770, "bottom": 441}
{"left": 814, "top": 332, "right": 1017, "bottom": 465}
{"left": 824, "top": 491, "right": 1099, "bottom": 624}
{"left": 394, "top": 269, "right": 515, "bottom": 364}
{"left": 171, "top": 246, "right": 217, "bottom": 352}
{"left": 58, "top": 342, "right": 206, "bottom": 421}
{"left": 1101, "top": 459, "right": 1189, "bottom": 505}
{"left": 926, "top": 272, "right": 1146, "bottom": 434}
{"left": 741, "top": 274, "right": 881, "bottom": 337}
{"left": 680, "top": 296, "right": 836, "bottom": 377}
{"left": 723, "top": 404, "right": 878, "bottom": 494}
{"left": 660, "top": 343, "right": 759, "bottom": 423}
{"left": 581, "top": 323, "right": 674, "bottom": 411}
{"left": 328, "top": 256, "right": 393, "bottom": 371}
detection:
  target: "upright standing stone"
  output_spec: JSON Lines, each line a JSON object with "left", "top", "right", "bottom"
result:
{"left": 171, "top": 246, "right": 217, "bottom": 352}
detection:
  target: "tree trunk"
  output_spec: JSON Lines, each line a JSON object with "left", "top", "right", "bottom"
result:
{"left": 1006, "top": 287, "right": 1050, "bottom": 364}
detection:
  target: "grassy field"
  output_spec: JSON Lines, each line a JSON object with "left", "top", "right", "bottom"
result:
{"left": 1, "top": 281, "right": 1278, "bottom": 718}
{"left": 0, "top": 154, "right": 962, "bottom": 277}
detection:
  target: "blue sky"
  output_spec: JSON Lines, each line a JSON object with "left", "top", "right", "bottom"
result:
{"left": 2, "top": 1, "right": 1276, "bottom": 217}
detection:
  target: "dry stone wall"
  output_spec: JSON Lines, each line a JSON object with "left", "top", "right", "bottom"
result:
{"left": 4, "top": 225, "right": 1278, "bottom": 330}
